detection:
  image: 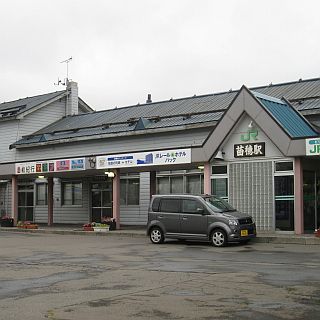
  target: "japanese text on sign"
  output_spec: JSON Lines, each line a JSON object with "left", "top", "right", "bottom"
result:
{"left": 97, "top": 149, "right": 191, "bottom": 169}
{"left": 15, "top": 158, "right": 85, "bottom": 175}
{"left": 234, "top": 143, "right": 265, "bottom": 158}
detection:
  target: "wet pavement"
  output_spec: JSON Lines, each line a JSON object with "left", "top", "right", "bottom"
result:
{"left": 1, "top": 225, "right": 320, "bottom": 245}
{"left": 0, "top": 231, "right": 319, "bottom": 319}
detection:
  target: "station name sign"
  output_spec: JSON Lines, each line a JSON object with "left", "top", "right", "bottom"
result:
{"left": 234, "top": 142, "right": 265, "bottom": 158}
{"left": 97, "top": 148, "right": 191, "bottom": 169}
{"left": 306, "top": 138, "right": 320, "bottom": 156}
{"left": 15, "top": 158, "right": 85, "bottom": 175}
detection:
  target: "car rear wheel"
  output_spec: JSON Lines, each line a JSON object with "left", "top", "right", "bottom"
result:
{"left": 211, "top": 229, "right": 227, "bottom": 247}
{"left": 150, "top": 227, "right": 164, "bottom": 244}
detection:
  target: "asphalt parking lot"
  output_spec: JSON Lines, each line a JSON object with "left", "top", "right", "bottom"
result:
{"left": 0, "top": 231, "right": 319, "bottom": 320}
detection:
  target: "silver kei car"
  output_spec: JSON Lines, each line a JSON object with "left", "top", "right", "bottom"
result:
{"left": 147, "top": 194, "right": 256, "bottom": 247}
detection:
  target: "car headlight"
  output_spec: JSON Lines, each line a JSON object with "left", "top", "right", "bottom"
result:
{"left": 228, "top": 219, "right": 238, "bottom": 226}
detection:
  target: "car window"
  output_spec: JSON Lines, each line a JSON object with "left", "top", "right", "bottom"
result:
{"left": 152, "top": 197, "right": 160, "bottom": 212}
{"left": 182, "top": 199, "right": 203, "bottom": 214}
{"left": 159, "top": 198, "right": 180, "bottom": 213}
{"left": 204, "top": 196, "right": 235, "bottom": 213}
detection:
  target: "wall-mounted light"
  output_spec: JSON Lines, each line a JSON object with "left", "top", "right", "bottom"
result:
{"left": 104, "top": 171, "right": 115, "bottom": 178}
{"left": 214, "top": 150, "right": 225, "bottom": 160}
{"left": 248, "top": 121, "right": 254, "bottom": 129}
{"left": 35, "top": 175, "right": 48, "bottom": 183}
{"left": 197, "top": 165, "right": 205, "bottom": 170}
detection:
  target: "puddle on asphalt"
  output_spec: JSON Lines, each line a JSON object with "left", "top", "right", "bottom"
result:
{"left": 0, "top": 271, "right": 86, "bottom": 299}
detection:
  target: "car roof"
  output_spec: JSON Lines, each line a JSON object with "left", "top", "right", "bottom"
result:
{"left": 152, "top": 194, "right": 210, "bottom": 199}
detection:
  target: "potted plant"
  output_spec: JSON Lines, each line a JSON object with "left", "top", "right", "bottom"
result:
{"left": 0, "top": 215, "right": 14, "bottom": 227}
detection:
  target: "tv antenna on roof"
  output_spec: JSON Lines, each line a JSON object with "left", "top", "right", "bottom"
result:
{"left": 61, "top": 56, "right": 72, "bottom": 80}
{"left": 55, "top": 57, "right": 72, "bottom": 86}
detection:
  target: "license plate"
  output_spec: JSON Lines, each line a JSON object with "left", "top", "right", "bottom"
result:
{"left": 241, "top": 230, "right": 248, "bottom": 237}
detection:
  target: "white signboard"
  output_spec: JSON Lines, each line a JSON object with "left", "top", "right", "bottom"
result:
{"left": 97, "top": 148, "right": 191, "bottom": 169}
{"left": 306, "top": 138, "right": 320, "bottom": 156}
{"left": 15, "top": 158, "right": 85, "bottom": 175}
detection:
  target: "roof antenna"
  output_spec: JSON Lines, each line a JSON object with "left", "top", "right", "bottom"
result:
{"left": 55, "top": 57, "right": 72, "bottom": 86}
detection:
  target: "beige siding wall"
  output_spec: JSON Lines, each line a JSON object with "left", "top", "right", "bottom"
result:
{"left": 0, "top": 99, "right": 66, "bottom": 164}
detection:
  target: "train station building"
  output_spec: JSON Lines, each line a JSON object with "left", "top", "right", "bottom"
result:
{"left": 1, "top": 78, "right": 320, "bottom": 234}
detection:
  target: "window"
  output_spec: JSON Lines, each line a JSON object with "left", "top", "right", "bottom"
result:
{"left": 157, "top": 177, "right": 170, "bottom": 194}
{"left": 171, "top": 176, "right": 184, "bottom": 194}
{"left": 212, "top": 165, "right": 227, "bottom": 174}
{"left": 159, "top": 198, "right": 180, "bottom": 213}
{"left": 36, "top": 183, "right": 47, "bottom": 205}
{"left": 156, "top": 170, "right": 203, "bottom": 194}
{"left": 211, "top": 179, "right": 228, "bottom": 198}
{"left": 274, "top": 173, "right": 294, "bottom": 231}
{"left": 18, "top": 184, "right": 34, "bottom": 221}
{"left": 275, "top": 161, "right": 293, "bottom": 172}
{"left": 186, "top": 175, "right": 203, "bottom": 194}
{"left": 120, "top": 177, "right": 139, "bottom": 205}
{"left": 152, "top": 197, "right": 161, "bottom": 212}
{"left": 211, "top": 165, "right": 228, "bottom": 200}
{"left": 62, "top": 181, "right": 82, "bottom": 205}
{"left": 182, "top": 199, "right": 203, "bottom": 214}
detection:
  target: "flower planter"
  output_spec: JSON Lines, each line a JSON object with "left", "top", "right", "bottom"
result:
{"left": 83, "top": 226, "right": 94, "bottom": 231}
{"left": 24, "top": 224, "right": 38, "bottom": 229}
{"left": 0, "top": 218, "right": 14, "bottom": 227}
{"left": 93, "top": 227, "right": 109, "bottom": 232}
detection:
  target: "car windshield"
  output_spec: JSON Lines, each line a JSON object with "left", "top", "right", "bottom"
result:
{"left": 203, "top": 196, "right": 236, "bottom": 213}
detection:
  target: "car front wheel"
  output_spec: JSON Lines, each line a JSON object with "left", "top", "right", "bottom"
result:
{"left": 150, "top": 227, "right": 164, "bottom": 244}
{"left": 211, "top": 229, "right": 227, "bottom": 247}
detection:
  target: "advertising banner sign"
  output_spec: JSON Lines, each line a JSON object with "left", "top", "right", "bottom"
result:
{"left": 97, "top": 148, "right": 191, "bottom": 169}
{"left": 15, "top": 158, "right": 85, "bottom": 175}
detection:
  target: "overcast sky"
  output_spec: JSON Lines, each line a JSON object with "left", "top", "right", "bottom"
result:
{"left": 1, "top": 0, "right": 319, "bottom": 110}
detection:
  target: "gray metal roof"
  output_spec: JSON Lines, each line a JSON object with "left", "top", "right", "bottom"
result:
{"left": 13, "top": 77, "right": 320, "bottom": 147}
{"left": 0, "top": 90, "right": 66, "bottom": 117}
{"left": 13, "top": 112, "right": 221, "bottom": 147}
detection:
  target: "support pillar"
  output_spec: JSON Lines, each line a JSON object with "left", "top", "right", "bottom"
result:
{"left": 294, "top": 157, "right": 304, "bottom": 235}
{"left": 150, "top": 171, "right": 157, "bottom": 199}
{"left": 11, "top": 175, "right": 18, "bottom": 226}
{"left": 112, "top": 169, "right": 120, "bottom": 230}
{"left": 203, "top": 162, "right": 211, "bottom": 195}
{"left": 48, "top": 177, "right": 54, "bottom": 226}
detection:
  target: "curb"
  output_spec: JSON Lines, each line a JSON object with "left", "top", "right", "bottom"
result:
{"left": 0, "top": 227, "right": 146, "bottom": 238}
{"left": 1, "top": 227, "right": 319, "bottom": 245}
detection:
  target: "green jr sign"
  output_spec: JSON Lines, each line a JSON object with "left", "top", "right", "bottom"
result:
{"left": 306, "top": 138, "right": 320, "bottom": 156}
{"left": 241, "top": 129, "right": 258, "bottom": 141}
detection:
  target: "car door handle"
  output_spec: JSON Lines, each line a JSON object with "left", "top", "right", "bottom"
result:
{"left": 158, "top": 215, "right": 163, "bottom": 219}
{"left": 182, "top": 216, "right": 188, "bottom": 220}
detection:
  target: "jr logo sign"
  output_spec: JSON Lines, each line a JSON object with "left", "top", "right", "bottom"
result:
{"left": 241, "top": 129, "right": 258, "bottom": 141}
{"left": 306, "top": 138, "right": 320, "bottom": 156}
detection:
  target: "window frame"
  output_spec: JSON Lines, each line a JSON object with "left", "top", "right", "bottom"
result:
{"left": 120, "top": 175, "right": 140, "bottom": 206}
{"left": 61, "top": 181, "right": 83, "bottom": 206}
{"left": 36, "top": 183, "right": 48, "bottom": 206}
{"left": 211, "top": 164, "right": 229, "bottom": 201}
{"left": 273, "top": 160, "right": 295, "bottom": 232}
{"left": 156, "top": 170, "right": 204, "bottom": 195}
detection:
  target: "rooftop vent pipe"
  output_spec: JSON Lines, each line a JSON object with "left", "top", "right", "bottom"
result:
{"left": 146, "top": 94, "right": 152, "bottom": 104}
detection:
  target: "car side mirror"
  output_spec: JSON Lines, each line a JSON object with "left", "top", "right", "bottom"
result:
{"left": 197, "top": 208, "right": 205, "bottom": 214}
